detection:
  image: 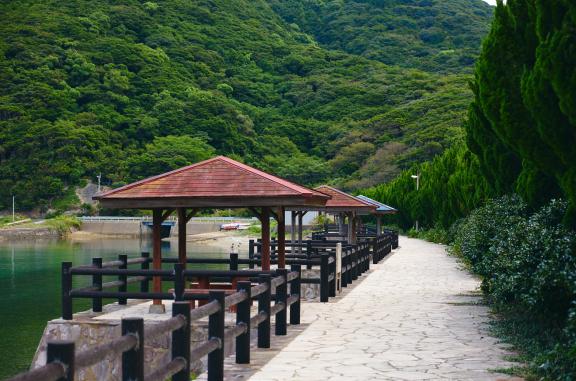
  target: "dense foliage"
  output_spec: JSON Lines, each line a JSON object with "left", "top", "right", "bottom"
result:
{"left": 467, "top": 0, "right": 576, "bottom": 224}
{"left": 453, "top": 196, "right": 576, "bottom": 379}
{"left": 268, "top": 0, "right": 493, "bottom": 73}
{"left": 363, "top": 142, "right": 493, "bottom": 230}
{"left": 0, "top": 0, "right": 487, "bottom": 212}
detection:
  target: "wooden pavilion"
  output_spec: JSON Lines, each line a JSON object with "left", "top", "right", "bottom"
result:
{"left": 94, "top": 156, "right": 329, "bottom": 312}
{"left": 356, "top": 195, "right": 397, "bottom": 235}
{"left": 286, "top": 185, "right": 376, "bottom": 245}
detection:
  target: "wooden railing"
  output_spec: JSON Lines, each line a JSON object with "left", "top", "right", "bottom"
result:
{"left": 8, "top": 270, "right": 300, "bottom": 381}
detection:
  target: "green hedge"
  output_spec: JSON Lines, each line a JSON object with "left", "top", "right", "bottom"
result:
{"left": 452, "top": 196, "right": 576, "bottom": 379}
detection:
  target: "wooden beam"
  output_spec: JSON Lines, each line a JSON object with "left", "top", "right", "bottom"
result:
{"left": 161, "top": 208, "right": 174, "bottom": 222}
{"left": 249, "top": 207, "right": 262, "bottom": 220}
{"left": 151, "top": 209, "right": 164, "bottom": 312}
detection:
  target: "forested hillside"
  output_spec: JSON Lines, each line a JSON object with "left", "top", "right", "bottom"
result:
{"left": 0, "top": 0, "right": 490, "bottom": 211}
{"left": 366, "top": 2, "right": 576, "bottom": 377}
{"left": 268, "top": 0, "right": 493, "bottom": 73}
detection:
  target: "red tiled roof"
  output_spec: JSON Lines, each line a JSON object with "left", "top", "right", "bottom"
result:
{"left": 94, "top": 156, "right": 329, "bottom": 207}
{"left": 314, "top": 185, "right": 376, "bottom": 211}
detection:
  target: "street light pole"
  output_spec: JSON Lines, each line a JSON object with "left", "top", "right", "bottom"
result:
{"left": 96, "top": 173, "right": 102, "bottom": 193}
{"left": 411, "top": 173, "right": 420, "bottom": 232}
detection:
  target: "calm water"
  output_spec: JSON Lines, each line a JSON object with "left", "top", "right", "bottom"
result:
{"left": 0, "top": 237, "right": 237, "bottom": 378}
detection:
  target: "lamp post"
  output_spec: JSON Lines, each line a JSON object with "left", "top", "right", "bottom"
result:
{"left": 411, "top": 174, "right": 420, "bottom": 232}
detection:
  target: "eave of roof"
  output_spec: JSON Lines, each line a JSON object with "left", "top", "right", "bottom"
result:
{"left": 356, "top": 195, "right": 398, "bottom": 214}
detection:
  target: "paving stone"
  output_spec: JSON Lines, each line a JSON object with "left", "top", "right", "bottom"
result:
{"left": 207, "top": 237, "right": 521, "bottom": 380}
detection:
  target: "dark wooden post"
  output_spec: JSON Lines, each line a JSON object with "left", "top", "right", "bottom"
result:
{"left": 118, "top": 254, "right": 128, "bottom": 305}
{"left": 306, "top": 241, "right": 312, "bottom": 269}
{"left": 236, "top": 281, "right": 251, "bottom": 364}
{"left": 297, "top": 212, "right": 304, "bottom": 255}
{"left": 122, "top": 318, "right": 144, "bottom": 381}
{"left": 376, "top": 216, "right": 382, "bottom": 236}
{"left": 230, "top": 253, "right": 238, "bottom": 271}
{"left": 174, "top": 263, "right": 185, "bottom": 301}
{"left": 329, "top": 253, "right": 336, "bottom": 297}
{"left": 289, "top": 264, "right": 301, "bottom": 325}
{"left": 92, "top": 257, "right": 102, "bottom": 312}
{"left": 47, "top": 341, "right": 75, "bottom": 381}
{"left": 275, "top": 207, "right": 286, "bottom": 269}
{"left": 257, "top": 274, "right": 271, "bottom": 348}
{"left": 172, "top": 302, "right": 191, "bottom": 381}
{"left": 151, "top": 209, "right": 164, "bottom": 311}
{"left": 208, "top": 291, "right": 225, "bottom": 381}
{"left": 140, "top": 252, "right": 149, "bottom": 292}
{"left": 320, "top": 253, "right": 329, "bottom": 302}
{"left": 260, "top": 207, "right": 271, "bottom": 271}
{"left": 275, "top": 269, "right": 288, "bottom": 336}
{"left": 177, "top": 208, "right": 187, "bottom": 267}
{"left": 290, "top": 211, "right": 296, "bottom": 255}
{"left": 62, "top": 262, "right": 73, "bottom": 320}
{"left": 248, "top": 239, "right": 255, "bottom": 269}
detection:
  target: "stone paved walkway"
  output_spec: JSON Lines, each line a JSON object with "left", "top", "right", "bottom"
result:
{"left": 243, "top": 237, "right": 517, "bottom": 381}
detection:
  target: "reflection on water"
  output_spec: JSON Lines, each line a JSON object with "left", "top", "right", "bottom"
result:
{"left": 0, "top": 237, "right": 240, "bottom": 378}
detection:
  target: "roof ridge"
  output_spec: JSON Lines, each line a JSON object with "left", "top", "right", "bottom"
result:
{"left": 96, "top": 156, "right": 329, "bottom": 200}
{"left": 216, "top": 156, "right": 322, "bottom": 196}
{"left": 96, "top": 156, "right": 222, "bottom": 198}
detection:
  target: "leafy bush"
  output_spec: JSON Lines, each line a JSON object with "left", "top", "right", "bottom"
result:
{"left": 45, "top": 215, "right": 82, "bottom": 235}
{"left": 452, "top": 196, "right": 576, "bottom": 378}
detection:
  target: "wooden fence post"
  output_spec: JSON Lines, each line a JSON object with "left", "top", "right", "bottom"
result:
{"left": 208, "top": 291, "right": 225, "bottom": 381}
{"left": 257, "top": 274, "right": 271, "bottom": 348}
{"left": 47, "top": 341, "right": 75, "bottom": 381}
{"left": 119, "top": 254, "right": 128, "bottom": 305}
{"left": 174, "top": 263, "right": 185, "bottom": 302}
{"left": 92, "top": 257, "right": 102, "bottom": 312}
{"left": 172, "top": 302, "right": 191, "bottom": 381}
{"left": 290, "top": 264, "right": 301, "bottom": 325}
{"left": 62, "top": 262, "right": 73, "bottom": 320}
{"left": 122, "top": 318, "right": 144, "bottom": 381}
{"left": 320, "top": 253, "right": 329, "bottom": 302}
{"left": 236, "top": 281, "right": 251, "bottom": 364}
{"left": 275, "top": 269, "right": 287, "bottom": 336}
{"left": 140, "top": 252, "right": 149, "bottom": 292}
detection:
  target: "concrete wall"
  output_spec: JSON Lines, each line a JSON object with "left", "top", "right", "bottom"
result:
{"left": 80, "top": 221, "right": 221, "bottom": 237}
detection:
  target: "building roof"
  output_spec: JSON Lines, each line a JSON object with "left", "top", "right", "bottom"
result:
{"left": 356, "top": 195, "right": 398, "bottom": 214}
{"left": 311, "top": 185, "right": 376, "bottom": 213}
{"left": 94, "top": 156, "right": 330, "bottom": 209}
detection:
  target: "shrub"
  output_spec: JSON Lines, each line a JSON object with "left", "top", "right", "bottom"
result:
{"left": 452, "top": 196, "right": 576, "bottom": 378}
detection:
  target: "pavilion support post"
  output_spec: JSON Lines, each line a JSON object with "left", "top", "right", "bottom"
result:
{"left": 177, "top": 208, "right": 187, "bottom": 267}
{"left": 290, "top": 211, "right": 296, "bottom": 256}
{"left": 260, "top": 208, "right": 271, "bottom": 271}
{"left": 150, "top": 209, "right": 165, "bottom": 313}
{"left": 274, "top": 207, "right": 286, "bottom": 269}
{"left": 351, "top": 214, "right": 358, "bottom": 244}
{"left": 297, "top": 212, "right": 304, "bottom": 255}
{"left": 376, "top": 216, "right": 382, "bottom": 236}
{"left": 338, "top": 213, "right": 345, "bottom": 235}
{"left": 346, "top": 212, "right": 354, "bottom": 244}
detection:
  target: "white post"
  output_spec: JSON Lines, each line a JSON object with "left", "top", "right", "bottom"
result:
{"left": 12, "top": 195, "right": 15, "bottom": 222}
